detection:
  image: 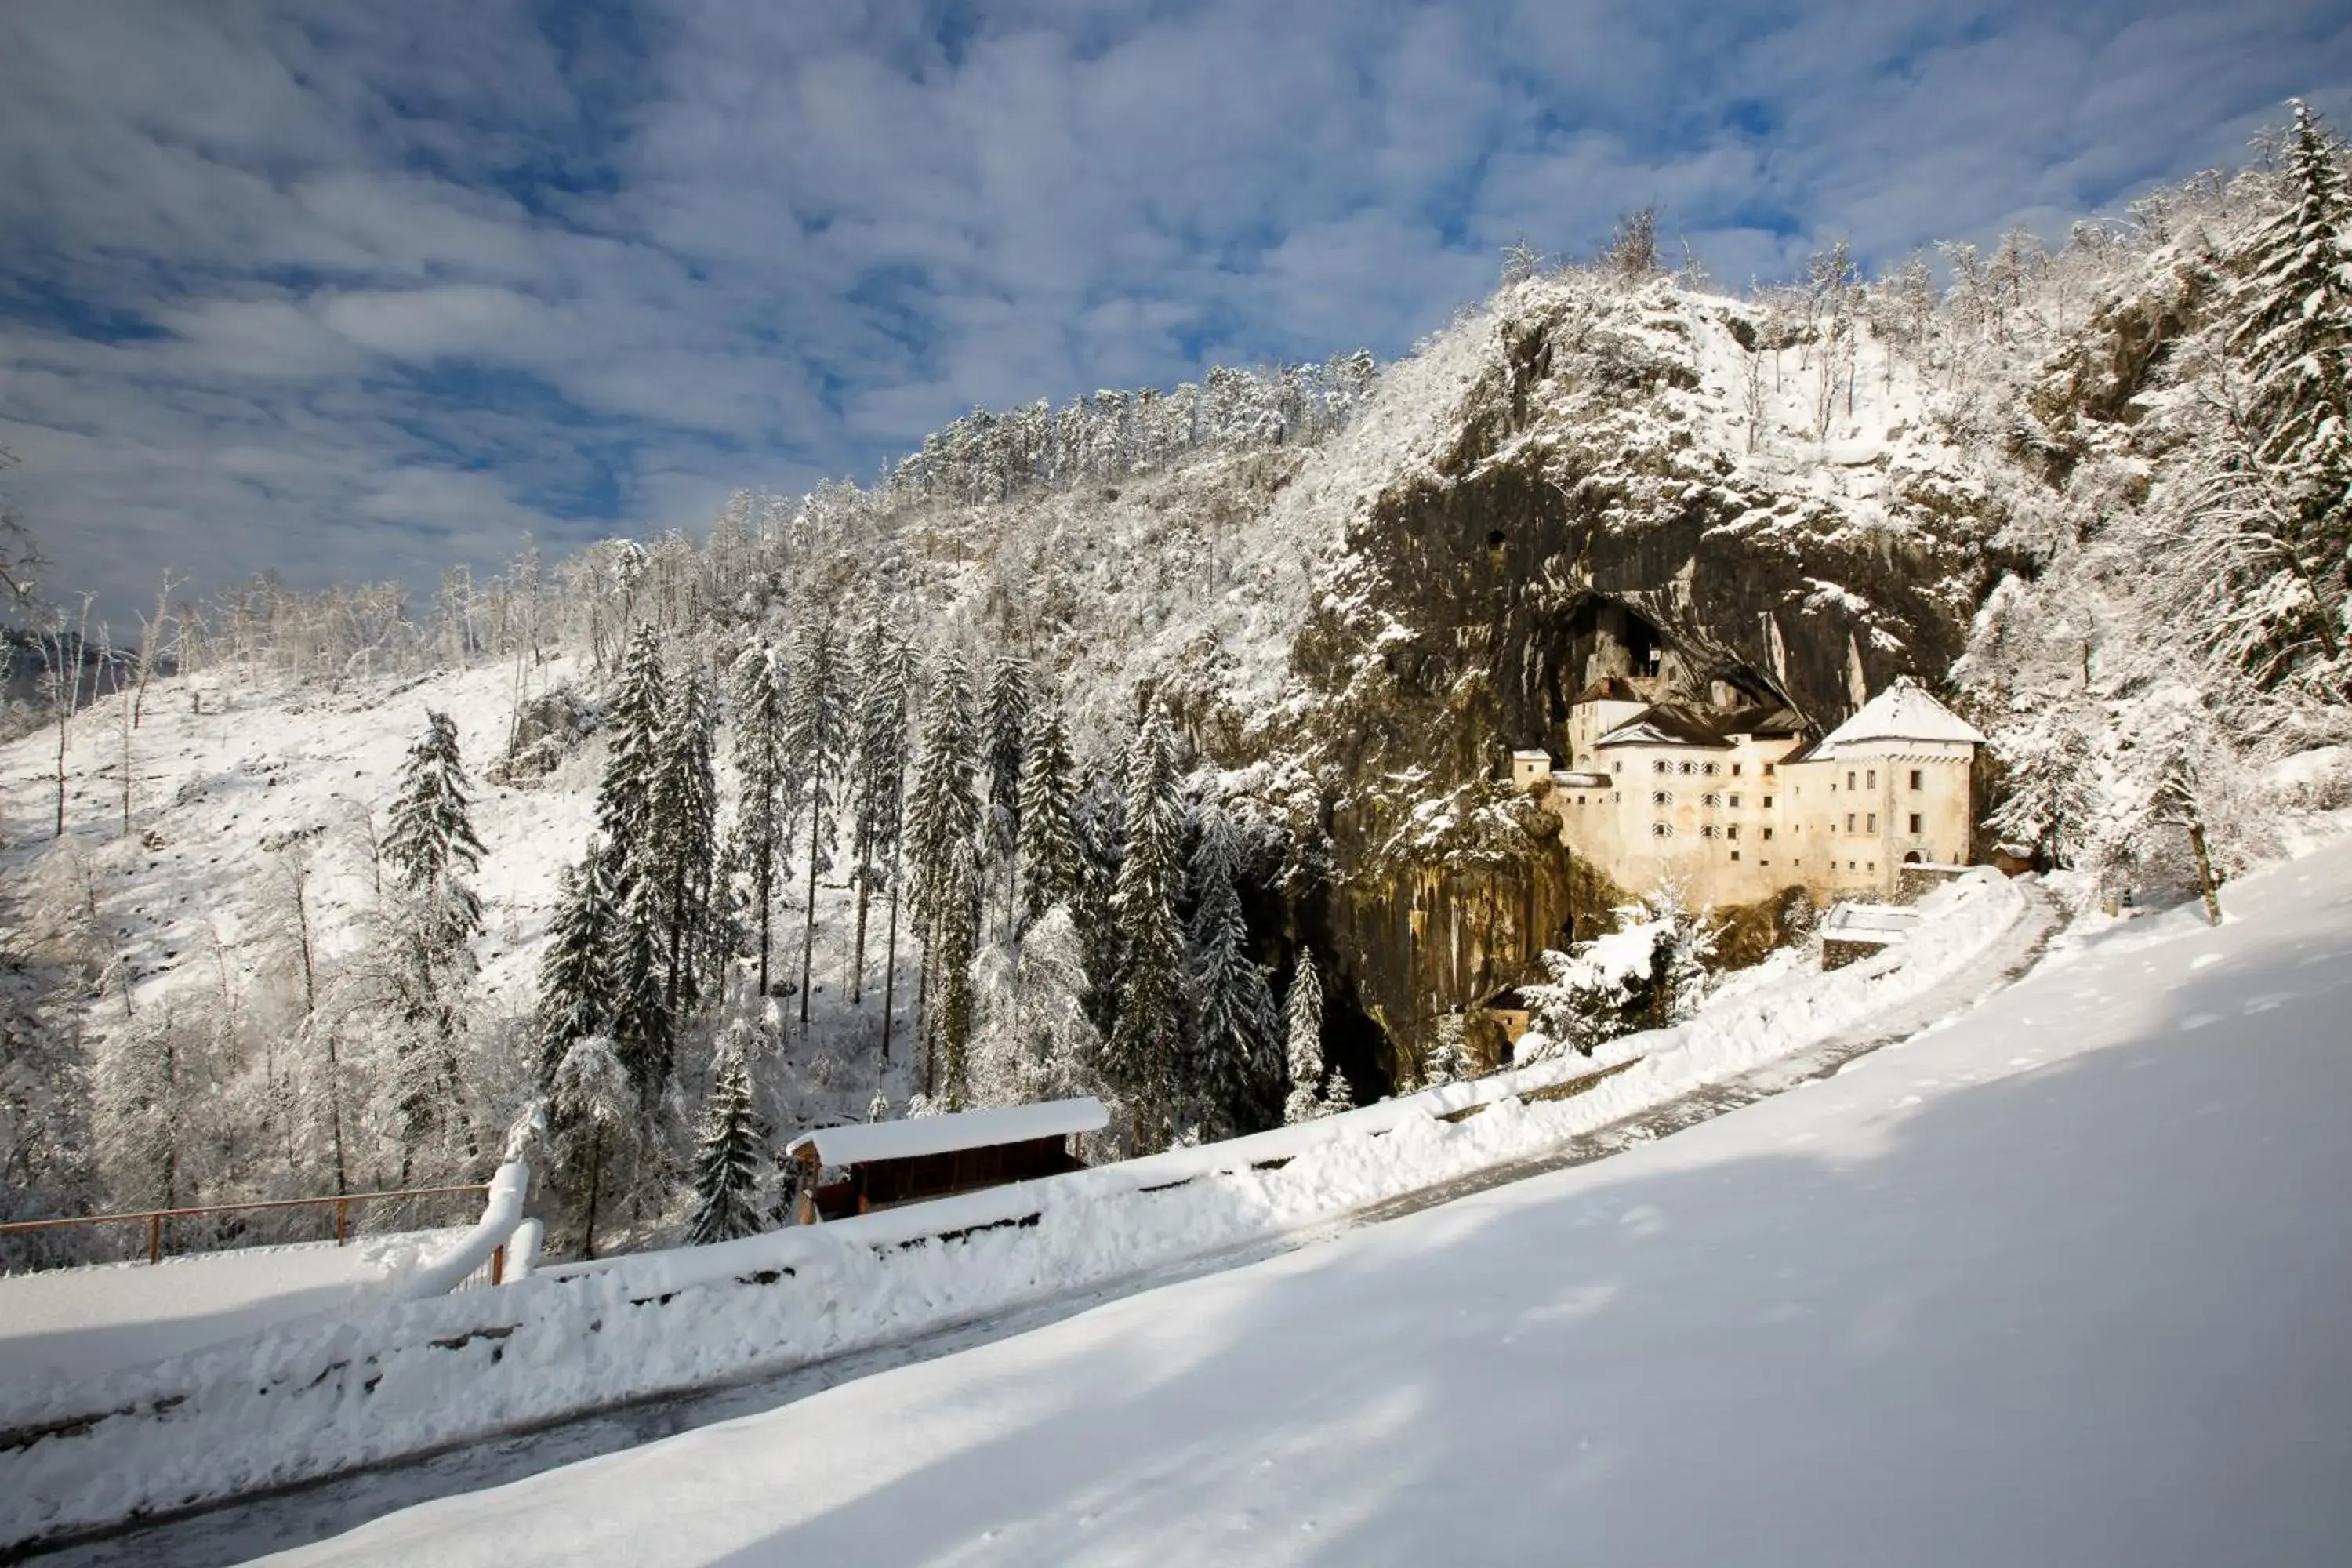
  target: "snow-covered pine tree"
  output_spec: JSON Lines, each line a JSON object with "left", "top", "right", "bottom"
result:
{"left": 905, "top": 656, "right": 982, "bottom": 1091}
{"left": 2233, "top": 103, "right": 2352, "bottom": 541}
{"left": 1423, "top": 1011, "right": 1470, "bottom": 1088}
{"left": 2198, "top": 99, "right": 2352, "bottom": 693}
{"left": 1017, "top": 698, "right": 1081, "bottom": 931}
{"left": 609, "top": 867, "right": 676, "bottom": 1105}
{"left": 1184, "top": 804, "right": 1277, "bottom": 1136}
{"left": 927, "top": 833, "right": 982, "bottom": 1109}
{"left": 645, "top": 669, "right": 719, "bottom": 1018}
{"left": 1281, "top": 949, "right": 1331, "bottom": 1125}
{"left": 972, "top": 902, "right": 1104, "bottom": 1113}
{"left": 1073, "top": 770, "right": 1126, "bottom": 1040}
{"left": 1986, "top": 702, "right": 2103, "bottom": 869}
{"left": 782, "top": 615, "right": 851, "bottom": 1025}
{"left": 686, "top": 1040, "right": 768, "bottom": 1244}
{"left": 730, "top": 639, "right": 788, "bottom": 996}
{"left": 383, "top": 710, "right": 485, "bottom": 947}
{"left": 595, "top": 626, "right": 668, "bottom": 887}
{"left": 381, "top": 710, "right": 485, "bottom": 1171}
{"left": 535, "top": 848, "right": 619, "bottom": 1082}
{"left": 980, "top": 652, "right": 1033, "bottom": 938}
{"left": 1106, "top": 710, "right": 1186, "bottom": 1152}
{"left": 550, "top": 1036, "right": 634, "bottom": 1260}
{"left": 848, "top": 613, "right": 911, "bottom": 1007}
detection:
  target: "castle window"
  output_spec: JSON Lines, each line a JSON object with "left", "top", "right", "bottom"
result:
{"left": 1702, "top": 762, "right": 1720, "bottom": 775}
{"left": 1908, "top": 812, "right": 1922, "bottom": 834}
{"left": 1867, "top": 813, "right": 1878, "bottom": 833}
{"left": 1763, "top": 763, "right": 1777, "bottom": 777}
{"left": 1613, "top": 791, "right": 1621, "bottom": 803}
{"left": 1678, "top": 760, "right": 1693, "bottom": 775}
{"left": 1700, "top": 824, "right": 1719, "bottom": 839}
{"left": 1730, "top": 851, "right": 1740, "bottom": 862}
{"left": 1762, "top": 795, "right": 1773, "bottom": 808}
{"left": 1762, "top": 827, "right": 1774, "bottom": 840}
{"left": 1846, "top": 770, "right": 1857, "bottom": 791}
{"left": 1651, "top": 789, "right": 1673, "bottom": 807}
{"left": 1653, "top": 760, "right": 1668, "bottom": 774}
{"left": 1727, "top": 825, "right": 1740, "bottom": 840}
{"left": 1651, "top": 821, "right": 1673, "bottom": 838}
{"left": 1846, "top": 813, "right": 1856, "bottom": 833}
{"left": 1732, "top": 763, "right": 1743, "bottom": 776}
{"left": 1701, "top": 792, "right": 1721, "bottom": 807}
{"left": 1909, "top": 769, "right": 1923, "bottom": 790}
{"left": 1867, "top": 768, "right": 1877, "bottom": 789}
{"left": 1728, "top": 794, "right": 1741, "bottom": 808}
{"left": 1612, "top": 761, "right": 1622, "bottom": 774}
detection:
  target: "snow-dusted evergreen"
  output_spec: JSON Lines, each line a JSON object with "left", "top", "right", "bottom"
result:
{"left": 728, "top": 641, "right": 788, "bottom": 996}
{"left": 781, "top": 617, "right": 850, "bottom": 1025}
{"left": 1184, "top": 804, "right": 1277, "bottom": 1136}
{"left": 686, "top": 1034, "right": 768, "bottom": 1245}
{"left": 1281, "top": 950, "right": 1335, "bottom": 1125}
{"left": 1106, "top": 710, "right": 1186, "bottom": 1151}
{"left": 1015, "top": 699, "right": 1081, "bottom": 931}
{"left": 846, "top": 614, "right": 911, "bottom": 1010}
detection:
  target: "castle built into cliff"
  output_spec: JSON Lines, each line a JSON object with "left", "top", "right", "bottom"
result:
{"left": 1510, "top": 673, "right": 1984, "bottom": 907}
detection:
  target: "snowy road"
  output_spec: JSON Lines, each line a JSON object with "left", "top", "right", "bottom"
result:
{"left": 243, "top": 838, "right": 2352, "bottom": 1567}
{"left": 39, "top": 886, "right": 2063, "bottom": 1566}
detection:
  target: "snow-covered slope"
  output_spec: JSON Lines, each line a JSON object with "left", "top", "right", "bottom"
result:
{"left": 264, "top": 836, "right": 2352, "bottom": 1567}
{"left": 0, "top": 866, "right": 2034, "bottom": 1549}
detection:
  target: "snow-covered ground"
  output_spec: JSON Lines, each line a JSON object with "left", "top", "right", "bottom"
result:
{"left": 0, "top": 1229, "right": 464, "bottom": 1389}
{"left": 266, "top": 837, "right": 2352, "bottom": 1566}
{"left": 0, "top": 865, "right": 2034, "bottom": 1551}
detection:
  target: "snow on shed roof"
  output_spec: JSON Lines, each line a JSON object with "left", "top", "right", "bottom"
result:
{"left": 1812, "top": 677, "right": 1984, "bottom": 757}
{"left": 1820, "top": 902, "right": 1922, "bottom": 941}
{"left": 786, "top": 1098, "right": 1108, "bottom": 1166}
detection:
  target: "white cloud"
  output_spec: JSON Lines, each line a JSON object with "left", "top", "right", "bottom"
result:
{"left": 1, "top": 0, "right": 2347, "bottom": 619}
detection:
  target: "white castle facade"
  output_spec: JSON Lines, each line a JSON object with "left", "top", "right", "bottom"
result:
{"left": 1509, "top": 674, "right": 1984, "bottom": 907}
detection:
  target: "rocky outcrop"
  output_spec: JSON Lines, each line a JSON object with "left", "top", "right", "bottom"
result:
{"left": 1261, "top": 274, "right": 1998, "bottom": 1089}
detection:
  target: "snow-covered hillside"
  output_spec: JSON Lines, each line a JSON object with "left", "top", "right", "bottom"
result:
{"left": 265, "top": 834, "right": 2352, "bottom": 1568}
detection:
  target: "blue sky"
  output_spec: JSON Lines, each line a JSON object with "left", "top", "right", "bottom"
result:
{"left": 2, "top": 0, "right": 2347, "bottom": 621}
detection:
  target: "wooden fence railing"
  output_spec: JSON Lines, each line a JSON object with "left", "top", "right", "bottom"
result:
{"left": 0, "top": 1184, "right": 492, "bottom": 1269}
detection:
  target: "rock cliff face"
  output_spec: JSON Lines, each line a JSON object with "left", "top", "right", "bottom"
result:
{"left": 1259, "top": 273, "right": 2000, "bottom": 1091}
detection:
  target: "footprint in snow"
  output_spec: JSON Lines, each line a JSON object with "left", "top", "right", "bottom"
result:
{"left": 2179, "top": 1012, "right": 2223, "bottom": 1032}
{"left": 2243, "top": 995, "right": 2290, "bottom": 1014}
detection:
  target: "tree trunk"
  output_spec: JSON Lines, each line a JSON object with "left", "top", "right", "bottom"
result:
{"left": 798, "top": 793, "right": 822, "bottom": 1027}
{"left": 756, "top": 849, "right": 772, "bottom": 998}
{"left": 879, "top": 862, "right": 902, "bottom": 1065}
{"left": 582, "top": 1127, "right": 604, "bottom": 1261}
{"left": 850, "top": 867, "right": 871, "bottom": 1007}
{"left": 2187, "top": 819, "right": 2223, "bottom": 927}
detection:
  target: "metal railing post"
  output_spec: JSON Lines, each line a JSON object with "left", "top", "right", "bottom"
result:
{"left": 335, "top": 1198, "right": 349, "bottom": 1246}
{"left": 490, "top": 1243, "right": 505, "bottom": 1287}
{"left": 147, "top": 1211, "right": 162, "bottom": 1266}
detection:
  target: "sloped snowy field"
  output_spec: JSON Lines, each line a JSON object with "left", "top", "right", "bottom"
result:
{"left": 0, "top": 868, "right": 2032, "bottom": 1550}
{"left": 267, "top": 836, "right": 2352, "bottom": 1567}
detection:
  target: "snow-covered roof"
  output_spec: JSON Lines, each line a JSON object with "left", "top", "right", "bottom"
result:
{"left": 1820, "top": 902, "right": 1922, "bottom": 942}
{"left": 786, "top": 1098, "right": 1108, "bottom": 1166}
{"left": 1811, "top": 677, "right": 1984, "bottom": 757}
{"left": 1511, "top": 749, "right": 1554, "bottom": 762}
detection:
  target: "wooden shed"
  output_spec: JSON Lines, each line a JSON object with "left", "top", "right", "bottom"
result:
{"left": 786, "top": 1098, "right": 1108, "bottom": 1225}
